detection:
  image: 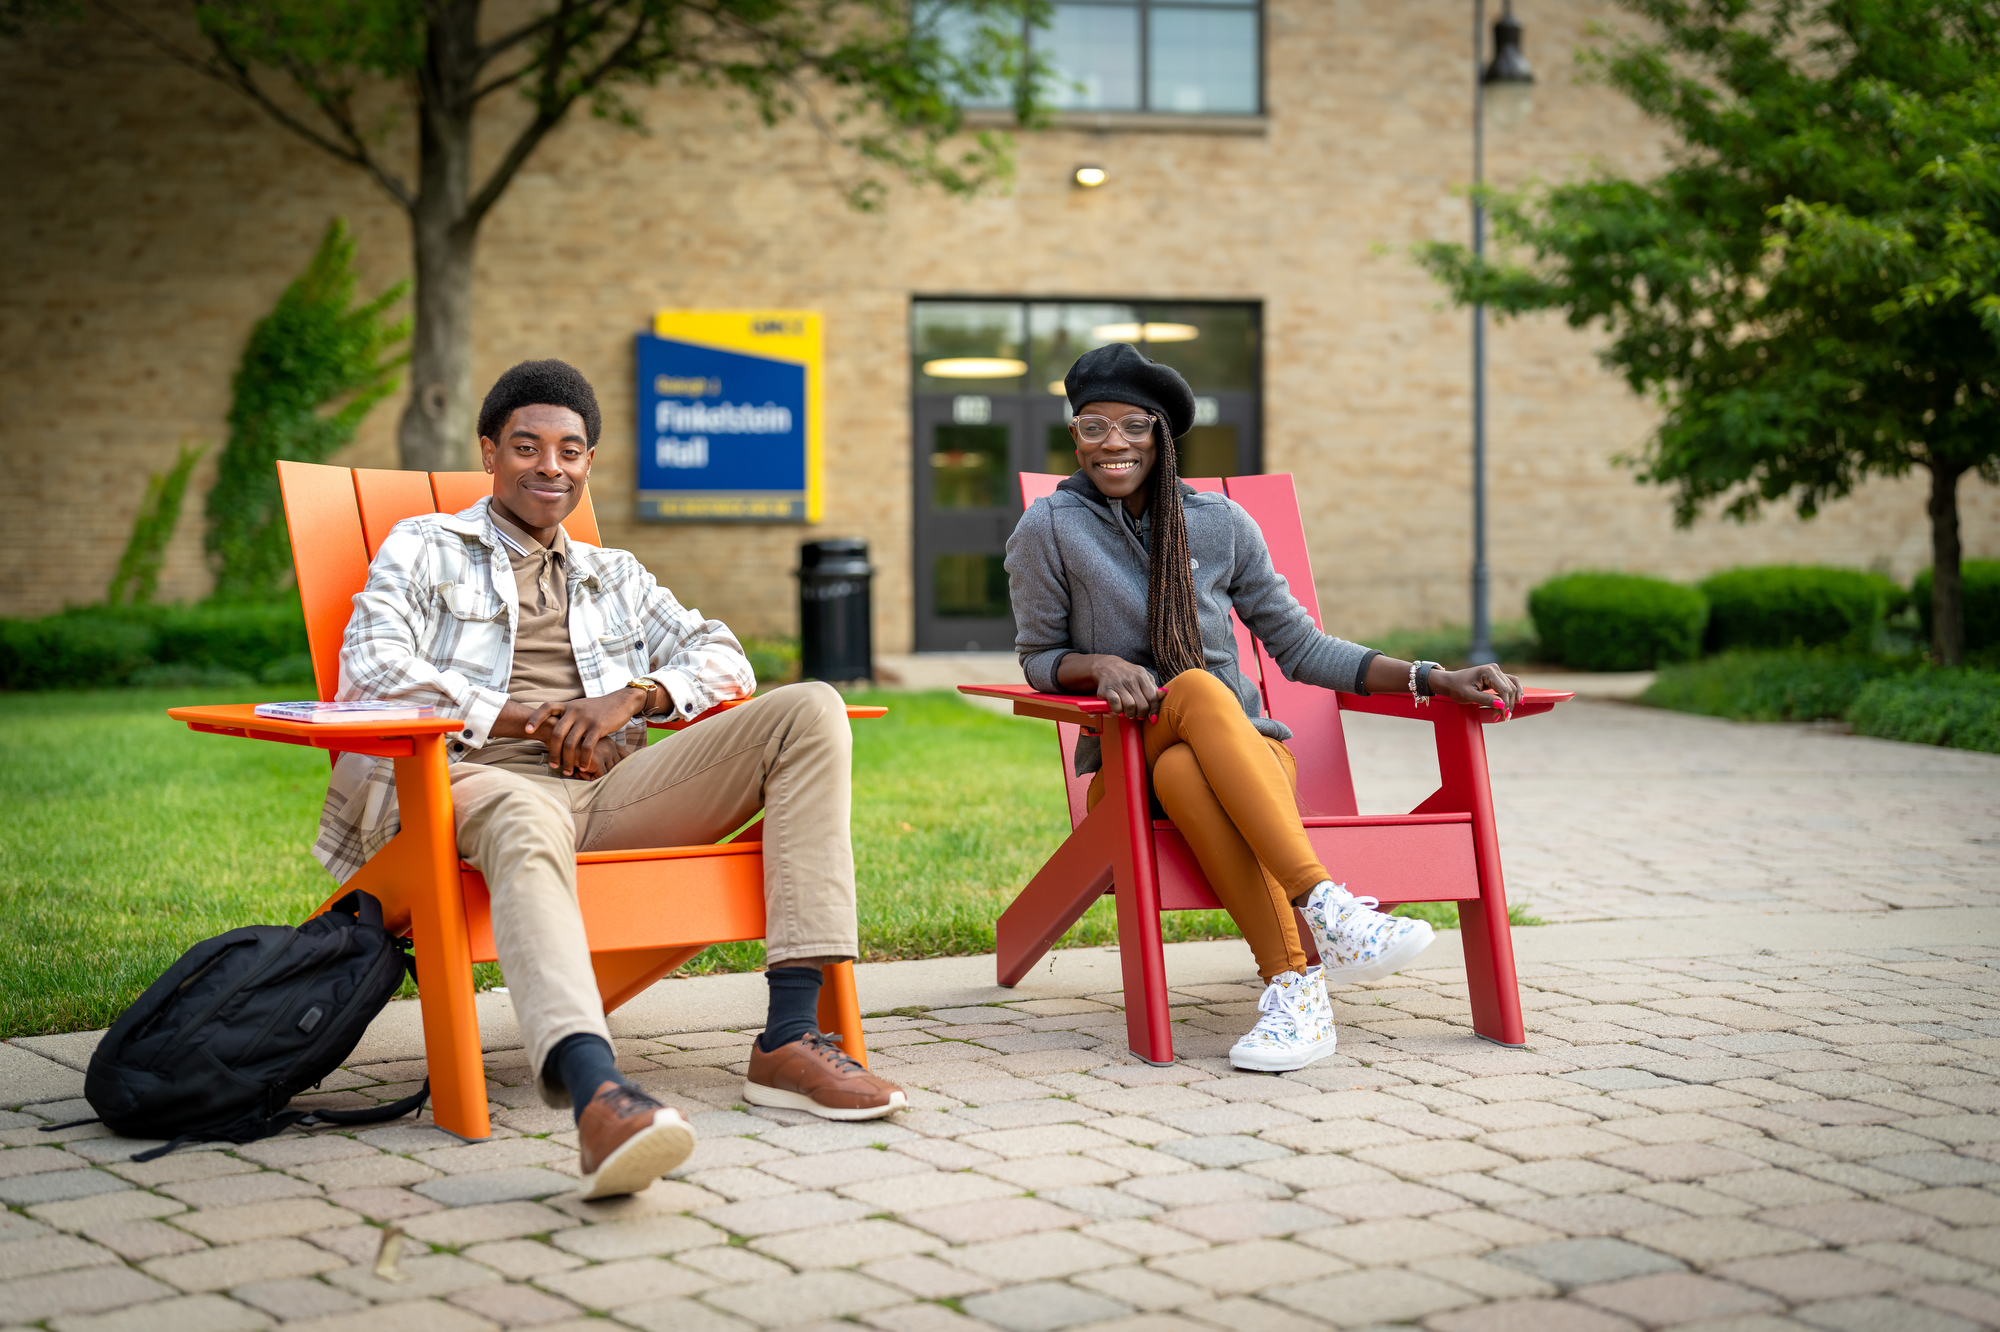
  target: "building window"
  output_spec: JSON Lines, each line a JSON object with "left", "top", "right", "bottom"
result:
{"left": 937, "top": 0, "right": 1262, "bottom": 117}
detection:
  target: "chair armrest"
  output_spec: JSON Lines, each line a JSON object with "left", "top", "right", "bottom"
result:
{"left": 168, "top": 703, "right": 465, "bottom": 759}
{"left": 958, "top": 683, "right": 1171, "bottom": 727}
{"left": 650, "top": 698, "right": 887, "bottom": 731}
{"left": 1334, "top": 686, "right": 1574, "bottom": 723}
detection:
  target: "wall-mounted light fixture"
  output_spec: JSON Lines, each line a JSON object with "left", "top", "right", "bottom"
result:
{"left": 1073, "top": 165, "right": 1108, "bottom": 189}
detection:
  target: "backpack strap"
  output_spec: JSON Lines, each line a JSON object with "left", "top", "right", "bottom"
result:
{"left": 127, "top": 1080, "right": 433, "bottom": 1162}
{"left": 301, "top": 1079, "right": 431, "bottom": 1129}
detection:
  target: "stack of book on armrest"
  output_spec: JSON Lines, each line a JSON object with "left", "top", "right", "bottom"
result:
{"left": 253, "top": 701, "right": 436, "bottom": 725}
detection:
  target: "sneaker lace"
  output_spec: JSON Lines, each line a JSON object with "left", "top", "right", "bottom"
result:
{"left": 595, "top": 1082, "right": 664, "bottom": 1118}
{"left": 1255, "top": 979, "right": 1311, "bottom": 1034}
{"left": 803, "top": 1030, "right": 867, "bottom": 1074}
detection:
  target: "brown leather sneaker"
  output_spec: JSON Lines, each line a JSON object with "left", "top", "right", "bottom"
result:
{"left": 743, "top": 1031, "right": 907, "bottom": 1121}
{"left": 576, "top": 1080, "right": 696, "bottom": 1200}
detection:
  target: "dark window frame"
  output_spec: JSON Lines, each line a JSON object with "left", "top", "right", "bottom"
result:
{"left": 979, "top": 0, "right": 1266, "bottom": 119}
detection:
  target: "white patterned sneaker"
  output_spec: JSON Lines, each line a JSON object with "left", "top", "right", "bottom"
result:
{"left": 1229, "top": 967, "right": 1339, "bottom": 1072}
{"left": 1302, "top": 881, "right": 1436, "bottom": 984}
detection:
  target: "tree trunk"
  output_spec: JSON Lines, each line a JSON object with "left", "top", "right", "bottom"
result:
{"left": 395, "top": 2, "right": 482, "bottom": 473}
{"left": 1928, "top": 463, "right": 1967, "bottom": 666}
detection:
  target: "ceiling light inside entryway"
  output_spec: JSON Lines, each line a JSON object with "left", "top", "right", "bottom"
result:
{"left": 1090, "top": 322, "right": 1200, "bottom": 344}
{"left": 922, "top": 357, "right": 1027, "bottom": 378}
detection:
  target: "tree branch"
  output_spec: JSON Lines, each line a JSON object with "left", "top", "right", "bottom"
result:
{"left": 463, "top": 0, "right": 645, "bottom": 227}
{"left": 92, "top": 1, "right": 415, "bottom": 213}
{"left": 473, "top": 0, "right": 615, "bottom": 71}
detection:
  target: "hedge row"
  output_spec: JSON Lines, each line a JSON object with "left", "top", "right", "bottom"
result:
{"left": 1528, "top": 573, "right": 1707, "bottom": 672}
{"left": 1699, "top": 566, "right": 1901, "bottom": 653}
{"left": 1531, "top": 562, "right": 1994, "bottom": 671}
{"left": 0, "top": 601, "right": 311, "bottom": 690}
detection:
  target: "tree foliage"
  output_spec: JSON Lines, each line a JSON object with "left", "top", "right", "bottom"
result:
{"left": 1417, "top": 0, "right": 2000, "bottom": 663}
{"left": 206, "top": 219, "right": 409, "bottom": 600}
{"left": 100, "top": 0, "right": 1044, "bottom": 219}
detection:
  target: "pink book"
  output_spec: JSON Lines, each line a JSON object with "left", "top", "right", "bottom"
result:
{"left": 253, "top": 700, "right": 436, "bottom": 725}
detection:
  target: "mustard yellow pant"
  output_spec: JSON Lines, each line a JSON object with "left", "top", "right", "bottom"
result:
{"left": 1087, "top": 668, "right": 1328, "bottom": 979}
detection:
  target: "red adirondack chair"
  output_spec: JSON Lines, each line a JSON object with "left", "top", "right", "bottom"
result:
{"left": 961, "top": 472, "right": 1570, "bottom": 1066}
{"left": 167, "top": 463, "right": 884, "bottom": 1140}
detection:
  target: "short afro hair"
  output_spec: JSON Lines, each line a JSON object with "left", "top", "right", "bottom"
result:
{"left": 477, "top": 359, "right": 603, "bottom": 448}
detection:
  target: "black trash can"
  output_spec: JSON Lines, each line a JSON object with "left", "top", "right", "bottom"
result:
{"left": 797, "top": 538, "right": 873, "bottom": 684}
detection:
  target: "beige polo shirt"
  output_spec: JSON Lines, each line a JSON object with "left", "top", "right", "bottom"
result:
{"left": 463, "top": 507, "right": 586, "bottom": 773}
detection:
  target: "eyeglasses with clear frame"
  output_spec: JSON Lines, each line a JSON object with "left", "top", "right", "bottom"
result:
{"left": 1072, "top": 413, "right": 1159, "bottom": 444}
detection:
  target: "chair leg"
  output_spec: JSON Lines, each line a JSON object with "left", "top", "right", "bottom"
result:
{"left": 1105, "top": 716, "right": 1174, "bottom": 1066}
{"left": 391, "top": 735, "right": 492, "bottom": 1141}
{"left": 996, "top": 799, "right": 1120, "bottom": 987}
{"left": 817, "top": 961, "right": 870, "bottom": 1068}
{"left": 1460, "top": 898, "right": 1526, "bottom": 1047}
{"left": 1433, "top": 708, "right": 1527, "bottom": 1047}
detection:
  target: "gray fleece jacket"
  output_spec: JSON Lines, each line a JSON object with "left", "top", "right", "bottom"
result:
{"left": 1005, "top": 472, "right": 1378, "bottom": 774}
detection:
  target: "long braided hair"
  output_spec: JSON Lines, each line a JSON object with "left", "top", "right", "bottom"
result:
{"left": 1145, "top": 419, "right": 1206, "bottom": 682}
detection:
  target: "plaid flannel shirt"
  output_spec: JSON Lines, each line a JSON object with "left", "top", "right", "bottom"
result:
{"left": 313, "top": 496, "right": 756, "bottom": 881}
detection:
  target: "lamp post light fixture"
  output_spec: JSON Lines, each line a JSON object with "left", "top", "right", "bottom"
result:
{"left": 1468, "top": 0, "right": 1533, "bottom": 668}
{"left": 1073, "top": 165, "right": 1108, "bottom": 188}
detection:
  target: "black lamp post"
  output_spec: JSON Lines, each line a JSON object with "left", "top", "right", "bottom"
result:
{"left": 1470, "top": 1, "right": 1533, "bottom": 667}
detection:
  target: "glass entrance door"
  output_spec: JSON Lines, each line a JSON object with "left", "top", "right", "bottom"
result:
{"left": 911, "top": 298, "right": 1261, "bottom": 653}
{"left": 912, "top": 391, "right": 1034, "bottom": 651}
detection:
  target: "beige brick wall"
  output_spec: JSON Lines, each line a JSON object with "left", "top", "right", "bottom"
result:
{"left": 5, "top": 0, "right": 1993, "bottom": 649}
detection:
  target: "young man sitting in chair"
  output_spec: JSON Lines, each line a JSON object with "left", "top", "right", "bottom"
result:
{"left": 315, "top": 359, "right": 905, "bottom": 1199}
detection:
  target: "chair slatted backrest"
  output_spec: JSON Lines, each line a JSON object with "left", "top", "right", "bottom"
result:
{"left": 277, "top": 461, "right": 602, "bottom": 704}
{"left": 1017, "top": 472, "right": 1346, "bottom": 831}
{"left": 1223, "top": 474, "right": 1359, "bottom": 817}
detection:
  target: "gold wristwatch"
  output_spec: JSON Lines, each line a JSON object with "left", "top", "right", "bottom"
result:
{"left": 624, "top": 678, "right": 659, "bottom": 712}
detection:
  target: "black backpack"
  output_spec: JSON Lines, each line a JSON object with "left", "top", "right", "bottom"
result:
{"left": 72, "top": 891, "right": 431, "bottom": 1160}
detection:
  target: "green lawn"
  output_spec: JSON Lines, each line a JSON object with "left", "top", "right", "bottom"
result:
{"left": 0, "top": 688, "right": 1243, "bottom": 1036}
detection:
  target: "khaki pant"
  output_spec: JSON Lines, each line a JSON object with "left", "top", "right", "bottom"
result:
{"left": 450, "top": 682, "right": 857, "bottom": 1105}
{"left": 1088, "top": 668, "right": 1327, "bottom": 980}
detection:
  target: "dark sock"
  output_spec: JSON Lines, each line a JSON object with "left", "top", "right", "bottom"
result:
{"left": 545, "top": 1033, "right": 623, "bottom": 1123}
{"left": 758, "top": 966, "right": 823, "bottom": 1052}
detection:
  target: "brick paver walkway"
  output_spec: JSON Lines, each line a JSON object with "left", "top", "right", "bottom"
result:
{"left": 11, "top": 940, "right": 2000, "bottom": 1331}
{"left": 1344, "top": 700, "right": 2000, "bottom": 921}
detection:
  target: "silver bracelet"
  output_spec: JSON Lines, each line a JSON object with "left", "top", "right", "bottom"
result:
{"left": 1410, "top": 660, "right": 1440, "bottom": 706}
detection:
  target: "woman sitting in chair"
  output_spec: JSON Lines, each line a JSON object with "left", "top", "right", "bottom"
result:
{"left": 1004, "top": 343, "right": 1523, "bottom": 1072}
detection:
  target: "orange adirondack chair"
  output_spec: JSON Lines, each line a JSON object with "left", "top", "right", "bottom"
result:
{"left": 961, "top": 472, "right": 1571, "bottom": 1065}
{"left": 168, "top": 461, "right": 884, "bottom": 1141}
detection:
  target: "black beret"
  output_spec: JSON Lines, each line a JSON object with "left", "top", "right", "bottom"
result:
{"left": 1064, "top": 343, "right": 1197, "bottom": 439}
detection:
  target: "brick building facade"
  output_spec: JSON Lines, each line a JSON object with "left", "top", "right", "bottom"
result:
{"left": 5, "top": 1, "right": 1994, "bottom": 651}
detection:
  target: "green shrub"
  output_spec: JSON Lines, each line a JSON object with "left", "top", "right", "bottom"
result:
{"left": 0, "top": 599, "right": 309, "bottom": 690}
{"left": 1699, "top": 565, "right": 1896, "bottom": 652}
{"left": 1913, "top": 560, "right": 2000, "bottom": 652}
{"left": 1528, "top": 572, "right": 1708, "bottom": 671}
{"left": 0, "top": 617, "right": 155, "bottom": 690}
{"left": 146, "top": 602, "right": 308, "bottom": 673}
{"left": 1849, "top": 668, "right": 2000, "bottom": 754}
{"left": 1640, "top": 649, "right": 1908, "bottom": 722}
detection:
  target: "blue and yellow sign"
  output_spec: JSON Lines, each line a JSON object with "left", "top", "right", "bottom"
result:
{"left": 635, "top": 310, "right": 823, "bottom": 523}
